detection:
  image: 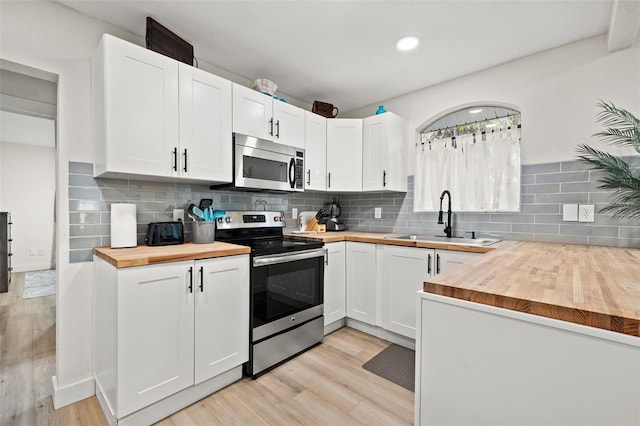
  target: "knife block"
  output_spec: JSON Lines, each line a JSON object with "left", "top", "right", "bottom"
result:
{"left": 304, "top": 218, "right": 326, "bottom": 233}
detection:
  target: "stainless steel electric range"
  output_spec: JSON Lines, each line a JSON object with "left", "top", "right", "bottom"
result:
{"left": 215, "top": 210, "right": 326, "bottom": 378}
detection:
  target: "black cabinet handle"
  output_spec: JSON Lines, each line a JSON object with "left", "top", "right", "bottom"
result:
{"left": 183, "top": 149, "right": 188, "bottom": 172}
{"left": 275, "top": 120, "right": 280, "bottom": 138}
{"left": 427, "top": 253, "right": 432, "bottom": 275}
{"left": 199, "top": 266, "right": 204, "bottom": 292}
{"left": 188, "top": 266, "right": 193, "bottom": 293}
{"left": 172, "top": 147, "right": 178, "bottom": 172}
{"left": 328, "top": 172, "right": 331, "bottom": 188}
{"left": 383, "top": 170, "right": 387, "bottom": 187}
{"left": 269, "top": 118, "right": 274, "bottom": 136}
{"left": 307, "top": 169, "right": 311, "bottom": 186}
{"left": 436, "top": 254, "right": 441, "bottom": 275}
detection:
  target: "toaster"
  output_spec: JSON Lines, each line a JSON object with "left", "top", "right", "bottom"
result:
{"left": 145, "top": 221, "right": 185, "bottom": 246}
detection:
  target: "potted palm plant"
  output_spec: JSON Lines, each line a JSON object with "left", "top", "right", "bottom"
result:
{"left": 576, "top": 101, "right": 640, "bottom": 219}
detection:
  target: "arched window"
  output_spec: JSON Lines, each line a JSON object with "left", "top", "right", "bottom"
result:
{"left": 415, "top": 106, "right": 521, "bottom": 212}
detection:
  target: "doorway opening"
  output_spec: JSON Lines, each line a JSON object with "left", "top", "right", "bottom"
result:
{"left": 0, "top": 60, "right": 58, "bottom": 298}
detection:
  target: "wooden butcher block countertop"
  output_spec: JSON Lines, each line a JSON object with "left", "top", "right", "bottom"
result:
{"left": 423, "top": 240, "right": 640, "bottom": 337}
{"left": 285, "top": 231, "right": 495, "bottom": 253}
{"left": 94, "top": 242, "right": 251, "bottom": 268}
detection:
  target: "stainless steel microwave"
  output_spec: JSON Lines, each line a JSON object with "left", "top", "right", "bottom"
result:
{"left": 221, "top": 134, "right": 305, "bottom": 192}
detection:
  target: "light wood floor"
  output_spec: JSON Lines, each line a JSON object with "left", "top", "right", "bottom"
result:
{"left": 1, "top": 273, "right": 414, "bottom": 425}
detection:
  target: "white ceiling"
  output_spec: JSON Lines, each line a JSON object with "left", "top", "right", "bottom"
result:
{"left": 55, "top": 0, "right": 621, "bottom": 112}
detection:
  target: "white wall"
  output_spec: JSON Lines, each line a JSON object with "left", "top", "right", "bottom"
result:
{"left": 346, "top": 35, "right": 640, "bottom": 172}
{"left": 0, "top": 0, "right": 310, "bottom": 408}
{"left": 0, "top": 141, "right": 56, "bottom": 271}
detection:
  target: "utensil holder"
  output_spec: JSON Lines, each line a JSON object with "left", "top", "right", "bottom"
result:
{"left": 192, "top": 221, "right": 215, "bottom": 244}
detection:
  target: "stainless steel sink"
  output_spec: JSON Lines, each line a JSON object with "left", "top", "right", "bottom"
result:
{"left": 386, "top": 234, "right": 501, "bottom": 247}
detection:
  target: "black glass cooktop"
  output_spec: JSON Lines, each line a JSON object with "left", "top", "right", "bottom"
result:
{"left": 227, "top": 236, "right": 324, "bottom": 256}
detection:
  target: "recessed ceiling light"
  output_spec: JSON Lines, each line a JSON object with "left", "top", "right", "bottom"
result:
{"left": 396, "top": 36, "right": 419, "bottom": 52}
{"left": 469, "top": 108, "right": 483, "bottom": 114}
{"left": 485, "top": 123, "right": 497, "bottom": 128}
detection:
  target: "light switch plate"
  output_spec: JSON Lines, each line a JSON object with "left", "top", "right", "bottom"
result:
{"left": 562, "top": 204, "right": 578, "bottom": 221}
{"left": 173, "top": 209, "right": 184, "bottom": 223}
{"left": 374, "top": 207, "right": 382, "bottom": 219}
{"left": 292, "top": 208, "right": 298, "bottom": 219}
{"left": 578, "top": 204, "right": 595, "bottom": 222}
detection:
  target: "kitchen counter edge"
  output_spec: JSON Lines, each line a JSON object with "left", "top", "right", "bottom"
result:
{"left": 284, "top": 231, "right": 496, "bottom": 253}
{"left": 94, "top": 242, "right": 251, "bottom": 268}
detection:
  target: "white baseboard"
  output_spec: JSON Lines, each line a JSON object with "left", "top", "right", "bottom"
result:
{"left": 346, "top": 319, "right": 415, "bottom": 350}
{"left": 12, "top": 263, "right": 55, "bottom": 273}
{"left": 324, "top": 318, "right": 346, "bottom": 335}
{"left": 51, "top": 375, "right": 96, "bottom": 409}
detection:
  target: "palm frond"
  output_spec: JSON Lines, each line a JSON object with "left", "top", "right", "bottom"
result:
{"left": 599, "top": 203, "right": 640, "bottom": 220}
{"left": 595, "top": 100, "right": 640, "bottom": 129}
{"left": 594, "top": 100, "right": 640, "bottom": 153}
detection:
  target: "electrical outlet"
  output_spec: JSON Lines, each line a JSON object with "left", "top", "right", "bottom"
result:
{"left": 173, "top": 209, "right": 184, "bottom": 222}
{"left": 292, "top": 208, "right": 298, "bottom": 219}
{"left": 578, "top": 204, "right": 595, "bottom": 222}
{"left": 374, "top": 207, "right": 382, "bottom": 219}
{"left": 29, "top": 248, "right": 37, "bottom": 256}
{"left": 38, "top": 248, "right": 45, "bottom": 256}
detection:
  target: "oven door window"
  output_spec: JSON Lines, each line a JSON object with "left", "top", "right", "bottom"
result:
{"left": 252, "top": 256, "right": 324, "bottom": 328}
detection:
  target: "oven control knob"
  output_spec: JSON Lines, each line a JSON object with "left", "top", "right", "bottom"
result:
{"left": 274, "top": 216, "right": 280, "bottom": 222}
{"left": 225, "top": 217, "right": 232, "bottom": 223}
{"left": 217, "top": 218, "right": 223, "bottom": 224}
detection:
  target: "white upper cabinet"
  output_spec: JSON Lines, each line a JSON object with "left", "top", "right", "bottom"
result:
{"left": 179, "top": 63, "right": 232, "bottom": 183}
{"left": 92, "top": 34, "right": 232, "bottom": 183}
{"left": 326, "top": 118, "right": 363, "bottom": 192}
{"left": 363, "top": 112, "right": 407, "bottom": 192}
{"left": 232, "top": 83, "right": 305, "bottom": 148}
{"left": 232, "top": 83, "right": 273, "bottom": 140}
{"left": 273, "top": 100, "right": 306, "bottom": 147}
{"left": 304, "top": 111, "right": 327, "bottom": 191}
{"left": 93, "top": 34, "right": 179, "bottom": 179}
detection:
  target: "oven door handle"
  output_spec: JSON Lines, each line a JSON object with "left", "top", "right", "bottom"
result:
{"left": 253, "top": 248, "right": 327, "bottom": 267}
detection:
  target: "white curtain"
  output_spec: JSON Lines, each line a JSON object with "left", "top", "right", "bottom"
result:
{"left": 415, "top": 130, "right": 520, "bottom": 212}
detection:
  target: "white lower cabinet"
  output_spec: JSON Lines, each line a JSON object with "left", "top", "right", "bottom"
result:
{"left": 433, "top": 249, "right": 479, "bottom": 276}
{"left": 379, "top": 246, "right": 481, "bottom": 339}
{"left": 93, "top": 254, "right": 249, "bottom": 422}
{"left": 324, "top": 242, "right": 346, "bottom": 326}
{"left": 194, "top": 256, "right": 250, "bottom": 384}
{"left": 380, "top": 245, "right": 430, "bottom": 338}
{"left": 345, "top": 242, "right": 377, "bottom": 325}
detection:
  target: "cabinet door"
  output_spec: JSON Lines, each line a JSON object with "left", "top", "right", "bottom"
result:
{"left": 304, "top": 111, "right": 327, "bottom": 191}
{"left": 326, "top": 119, "right": 363, "bottom": 191}
{"left": 117, "top": 261, "right": 194, "bottom": 417}
{"left": 363, "top": 113, "right": 407, "bottom": 192}
{"left": 194, "top": 255, "right": 249, "bottom": 384}
{"left": 232, "top": 83, "right": 273, "bottom": 140}
{"left": 380, "top": 245, "right": 429, "bottom": 338}
{"left": 179, "top": 64, "right": 232, "bottom": 183}
{"left": 346, "top": 242, "right": 376, "bottom": 325}
{"left": 99, "top": 34, "right": 179, "bottom": 178}
{"left": 435, "top": 249, "right": 480, "bottom": 276}
{"left": 273, "top": 101, "right": 306, "bottom": 147}
{"left": 324, "top": 242, "right": 346, "bottom": 326}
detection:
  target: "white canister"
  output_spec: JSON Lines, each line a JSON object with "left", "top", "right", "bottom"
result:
{"left": 110, "top": 203, "right": 137, "bottom": 248}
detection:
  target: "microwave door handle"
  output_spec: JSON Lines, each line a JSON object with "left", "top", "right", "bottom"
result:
{"left": 288, "top": 158, "right": 296, "bottom": 189}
